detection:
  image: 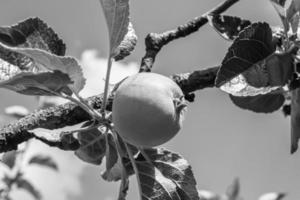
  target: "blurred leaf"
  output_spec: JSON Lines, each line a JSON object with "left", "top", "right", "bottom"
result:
{"left": 1, "top": 150, "right": 18, "bottom": 169}
{"left": 198, "top": 190, "right": 220, "bottom": 200}
{"left": 114, "top": 22, "right": 137, "bottom": 61}
{"left": 16, "top": 177, "right": 41, "bottom": 200}
{"left": 28, "top": 154, "right": 58, "bottom": 171}
{"left": 207, "top": 15, "right": 251, "bottom": 40}
{"left": 99, "top": 0, "right": 130, "bottom": 57}
{"left": 0, "top": 44, "right": 85, "bottom": 96}
{"left": 291, "top": 87, "right": 300, "bottom": 153}
{"left": 258, "top": 193, "right": 286, "bottom": 200}
{"left": 105, "top": 133, "right": 118, "bottom": 171}
{"left": 118, "top": 176, "right": 129, "bottom": 200}
{"left": 134, "top": 148, "right": 199, "bottom": 200}
{"left": 216, "top": 23, "right": 275, "bottom": 87}
{"left": 4, "top": 105, "right": 29, "bottom": 119}
{"left": 229, "top": 93, "right": 285, "bottom": 113}
{"left": 225, "top": 178, "right": 240, "bottom": 200}
{"left": 75, "top": 126, "right": 106, "bottom": 165}
{"left": 270, "top": 0, "right": 291, "bottom": 31}
{"left": 287, "top": 0, "right": 300, "bottom": 33}
{"left": 0, "top": 17, "right": 65, "bottom": 55}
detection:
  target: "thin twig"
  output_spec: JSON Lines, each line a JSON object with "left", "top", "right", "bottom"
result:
{"left": 140, "top": 0, "right": 239, "bottom": 72}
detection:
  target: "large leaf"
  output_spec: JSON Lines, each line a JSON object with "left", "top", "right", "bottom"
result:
{"left": 99, "top": 0, "right": 133, "bottom": 59}
{"left": 219, "top": 51, "right": 294, "bottom": 97}
{"left": 207, "top": 15, "right": 251, "bottom": 40}
{"left": 28, "top": 154, "right": 58, "bottom": 171}
{"left": 229, "top": 93, "right": 285, "bottom": 113}
{"left": 135, "top": 148, "right": 199, "bottom": 200}
{"left": 0, "top": 17, "right": 65, "bottom": 55}
{"left": 0, "top": 44, "right": 85, "bottom": 95}
{"left": 75, "top": 127, "right": 106, "bottom": 165}
{"left": 291, "top": 87, "right": 300, "bottom": 153}
{"left": 216, "top": 23, "right": 275, "bottom": 87}
{"left": 16, "top": 177, "right": 41, "bottom": 200}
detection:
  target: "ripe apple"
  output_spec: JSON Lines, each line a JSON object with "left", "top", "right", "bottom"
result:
{"left": 112, "top": 72, "right": 187, "bottom": 147}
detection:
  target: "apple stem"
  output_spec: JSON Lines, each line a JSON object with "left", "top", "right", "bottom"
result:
{"left": 101, "top": 56, "right": 113, "bottom": 118}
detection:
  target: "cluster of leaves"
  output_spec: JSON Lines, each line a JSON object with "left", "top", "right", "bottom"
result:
{"left": 0, "top": 0, "right": 299, "bottom": 199}
{"left": 0, "top": 148, "right": 58, "bottom": 200}
{"left": 208, "top": 0, "right": 300, "bottom": 153}
{"left": 0, "top": 106, "right": 58, "bottom": 200}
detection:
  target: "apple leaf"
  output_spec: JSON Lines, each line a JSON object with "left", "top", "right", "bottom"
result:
{"left": 114, "top": 22, "right": 137, "bottom": 61}
{"left": 198, "top": 190, "right": 220, "bottom": 200}
{"left": 216, "top": 22, "right": 275, "bottom": 87}
{"left": 15, "top": 177, "right": 41, "bottom": 200}
{"left": 1, "top": 150, "right": 18, "bottom": 169}
{"left": 105, "top": 133, "right": 118, "bottom": 171}
{"left": 4, "top": 105, "right": 29, "bottom": 119}
{"left": 291, "top": 87, "right": 300, "bottom": 153}
{"left": 0, "top": 17, "right": 65, "bottom": 56}
{"left": 75, "top": 127, "right": 106, "bottom": 165}
{"left": 101, "top": 156, "right": 134, "bottom": 181}
{"left": 225, "top": 178, "right": 240, "bottom": 200}
{"left": 99, "top": 0, "right": 131, "bottom": 57}
{"left": 28, "top": 154, "right": 58, "bottom": 171}
{"left": 207, "top": 15, "right": 251, "bottom": 40}
{"left": 0, "top": 44, "right": 85, "bottom": 95}
{"left": 135, "top": 148, "right": 199, "bottom": 200}
{"left": 229, "top": 93, "right": 285, "bottom": 113}
{"left": 258, "top": 193, "right": 286, "bottom": 200}
{"left": 270, "top": 0, "right": 291, "bottom": 31}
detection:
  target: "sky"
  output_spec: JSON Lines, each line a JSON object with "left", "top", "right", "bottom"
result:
{"left": 0, "top": 0, "right": 300, "bottom": 200}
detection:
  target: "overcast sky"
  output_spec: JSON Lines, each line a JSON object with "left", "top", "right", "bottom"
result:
{"left": 0, "top": 0, "right": 300, "bottom": 200}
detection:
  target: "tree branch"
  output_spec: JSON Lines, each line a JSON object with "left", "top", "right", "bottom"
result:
{"left": 0, "top": 66, "right": 219, "bottom": 153}
{"left": 139, "top": 0, "right": 239, "bottom": 72}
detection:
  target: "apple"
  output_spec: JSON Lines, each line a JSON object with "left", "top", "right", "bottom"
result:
{"left": 112, "top": 72, "right": 187, "bottom": 147}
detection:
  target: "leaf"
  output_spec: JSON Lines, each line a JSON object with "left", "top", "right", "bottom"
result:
{"left": 101, "top": 157, "right": 133, "bottom": 182}
{"left": 114, "top": 22, "right": 137, "bottom": 61}
{"left": 0, "top": 44, "right": 85, "bottom": 95}
{"left": 225, "top": 178, "right": 240, "bottom": 200}
{"left": 99, "top": 0, "right": 130, "bottom": 57}
{"left": 198, "top": 190, "right": 220, "bottom": 200}
{"left": 0, "top": 17, "right": 65, "bottom": 55}
{"left": 216, "top": 23, "right": 274, "bottom": 87}
{"left": 207, "top": 15, "right": 251, "bottom": 40}
{"left": 28, "top": 154, "right": 58, "bottom": 171}
{"left": 291, "top": 87, "right": 300, "bottom": 153}
{"left": 1, "top": 150, "right": 18, "bottom": 169}
{"left": 229, "top": 93, "right": 285, "bottom": 113}
{"left": 258, "top": 193, "right": 286, "bottom": 200}
{"left": 135, "top": 148, "right": 199, "bottom": 200}
{"left": 15, "top": 177, "right": 41, "bottom": 200}
{"left": 105, "top": 133, "right": 118, "bottom": 171}
{"left": 219, "top": 50, "right": 294, "bottom": 97}
{"left": 75, "top": 126, "right": 106, "bottom": 165}
{"left": 4, "top": 105, "right": 29, "bottom": 119}
{"left": 270, "top": 0, "right": 292, "bottom": 31}
{"left": 287, "top": 0, "right": 300, "bottom": 33}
